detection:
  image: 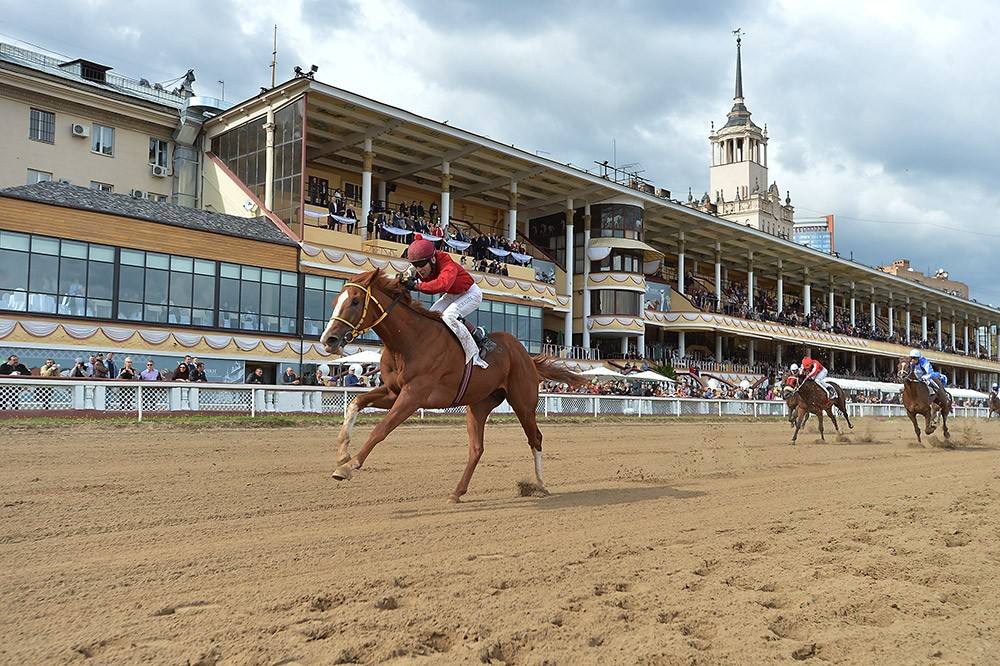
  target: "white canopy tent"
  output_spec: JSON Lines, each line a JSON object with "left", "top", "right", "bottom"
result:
{"left": 629, "top": 370, "right": 676, "bottom": 383}
{"left": 328, "top": 350, "right": 383, "bottom": 365}
{"left": 831, "top": 376, "right": 988, "bottom": 400}
{"left": 579, "top": 366, "right": 626, "bottom": 378}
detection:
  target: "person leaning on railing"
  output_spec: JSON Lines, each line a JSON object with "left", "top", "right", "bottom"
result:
{"left": 0, "top": 354, "right": 30, "bottom": 376}
{"left": 39, "top": 359, "right": 60, "bottom": 378}
{"left": 117, "top": 357, "right": 139, "bottom": 381}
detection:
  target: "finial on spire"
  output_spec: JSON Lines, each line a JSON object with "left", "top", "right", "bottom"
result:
{"left": 732, "top": 28, "right": 744, "bottom": 100}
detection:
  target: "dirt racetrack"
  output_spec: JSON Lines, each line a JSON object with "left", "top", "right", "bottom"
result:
{"left": 2, "top": 416, "right": 1000, "bottom": 665}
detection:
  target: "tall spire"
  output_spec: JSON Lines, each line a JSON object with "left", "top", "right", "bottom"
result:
{"left": 733, "top": 29, "right": 744, "bottom": 100}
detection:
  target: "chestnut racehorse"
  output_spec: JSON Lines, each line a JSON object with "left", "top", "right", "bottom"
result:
{"left": 319, "top": 269, "right": 586, "bottom": 502}
{"left": 896, "top": 358, "right": 951, "bottom": 444}
{"left": 787, "top": 378, "right": 852, "bottom": 445}
{"left": 990, "top": 394, "right": 1000, "bottom": 419}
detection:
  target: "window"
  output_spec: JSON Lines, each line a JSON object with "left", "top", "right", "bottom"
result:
{"left": 118, "top": 250, "right": 216, "bottom": 326}
{"left": 27, "top": 169, "right": 53, "bottom": 185}
{"left": 29, "top": 108, "right": 55, "bottom": 144}
{"left": 91, "top": 124, "right": 114, "bottom": 156}
{"left": 90, "top": 181, "right": 113, "bottom": 193}
{"left": 591, "top": 203, "right": 643, "bottom": 240}
{"left": 307, "top": 175, "right": 330, "bottom": 206}
{"left": 149, "top": 138, "right": 169, "bottom": 167}
{"left": 590, "top": 289, "right": 641, "bottom": 316}
{"left": 148, "top": 193, "right": 169, "bottom": 203}
{"left": 590, "top": 249, "right": 644, "bottom": 275}
{"left": 219, "top": 263, "right": 297, "bottom": 334}
{"left": 0, "top": 231, "right": 114, "bottom": 318}
{"left": 459, "top": 300, "right": 543, "bottom": 354}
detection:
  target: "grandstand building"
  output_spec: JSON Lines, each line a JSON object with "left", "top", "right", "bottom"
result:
{"left": 0, "top": 39, "right": 998, "bottom": 390}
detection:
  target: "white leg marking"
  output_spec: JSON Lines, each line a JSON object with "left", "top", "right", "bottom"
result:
{"left": 533, "top": 449, "right": 544, "bottom": 485}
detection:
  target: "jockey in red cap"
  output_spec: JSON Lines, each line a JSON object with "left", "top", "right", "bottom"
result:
{"left": 799, "top": 355, "right": 833, "bottom": 398}
{"left": 405, "top": 235, "right": 489, "bottom": 368}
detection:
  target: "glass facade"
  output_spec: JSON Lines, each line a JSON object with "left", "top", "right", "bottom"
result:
{"left": 590, "top": 249, "right": 644, "bottom": 274}
{"left": 211, "top": 98, "right": 304, "bottom": 229}
{"left": 0, "top": 232, "right": 114, "bottom": 318}
{"left": 590, "top": 289, "right": 641, "bottom": 316}
{"left": 591, "top": 203, "right": 643, "bottom": 240}
{"left": 1, "top": 230, "right": 545, "bottom": 354}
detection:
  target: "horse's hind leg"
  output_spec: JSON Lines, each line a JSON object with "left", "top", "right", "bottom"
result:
{"left": 450, "top": 394, "right": 503, "bottom": 503}
{"left": 925, "top": 411, "right": 937, "bottom": 436}
{"left": 827, "top": 408, "right": 841, "bottom": 434}
{"left": 942, "top": 409, "right": 951, "bottom": 439}
{"left": 509, "top": 390, "right": 548, "bottom": 494}
{"left": 817, "top": 411, "right": 825, "bottom": 441}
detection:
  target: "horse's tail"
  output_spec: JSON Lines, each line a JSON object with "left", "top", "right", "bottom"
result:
{"left": 532, "top": 355, "right": 587, "bottom": 387}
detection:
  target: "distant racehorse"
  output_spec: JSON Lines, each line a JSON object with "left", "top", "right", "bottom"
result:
{"left": 896, "top": 358, "right": 951, "bottom": 444}
{"left": 787, "top": 378, "right": 853, "bottom": 445}
{"left": 987, "top": 393, "right": 999, "bottom": 420}
{"left": 319, "top": 269, "right": 586, "bottom": 502}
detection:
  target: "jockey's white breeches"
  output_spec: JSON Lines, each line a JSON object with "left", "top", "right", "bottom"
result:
{"left": 811, "top": 368, "right": 831, "bottom": 393}
{"left": 431, "top": 283, "right": 485, "bottom": 366}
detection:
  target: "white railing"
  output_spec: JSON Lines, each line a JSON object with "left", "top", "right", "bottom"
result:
{"left": 1, "top": 378, "right": 994, "bottom": 420}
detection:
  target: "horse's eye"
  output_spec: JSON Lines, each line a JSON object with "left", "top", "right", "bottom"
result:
{"left": 351, "top": 298, "right": 359, "bottom": 306}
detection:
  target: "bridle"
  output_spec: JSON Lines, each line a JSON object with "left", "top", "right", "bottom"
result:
{"left": 328, "top": 282, "right": 402, "bottom": 343}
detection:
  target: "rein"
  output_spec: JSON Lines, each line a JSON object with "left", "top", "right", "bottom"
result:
{"left": 332, "top": 282, "right": 404, "bottom": 343}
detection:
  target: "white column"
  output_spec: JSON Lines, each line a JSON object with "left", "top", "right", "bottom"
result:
{"left": 714, "top": 243, "right": 722, "bottom": 306}
{"left": 506, "top": 180, "right": 518, "bottom": 241}
{"left": 440, "top": 161, "right": 451, "bottom": 233}
{"left": 827, "top": 287, "right": 835, "bottom": 327}
{"left": 776, "top": 344, "right": 783, "bottom": 366}
{"left": 581, "top": 205, "right": 591, "bottom": 350}
{"left": 921, "top": 309, "right": 928, "bottom": 342}
{"left": 748, "top": 339, "right": 755, "bottom": 365}
{"left": 951, "top": 315, "right": 957, "bottom": 349}
{"left": 361, "top": 138, "right": 373, "bottom": 238}
{"left": 976, "top": 319, "right": 981, "bottom": 356}
{"left": 803, "top": 269, "right": 811, "bottom": 316}
{"left": 849, "top": 285, "right": 856, "bottom": 328}
{"left": 776, "top": 261, "right": 784, "bottom": 313}
{"left": 677, "top": 233, "right": 686, "bottom": 295}
{"left": 747, "top": 252, "right": 754, "bottom": 311}
{"left": 872, "top": 356, "right": 877, "bottom": 376}
{"left": 829, "top": 350, "right": 836, "bottom": 372}
{"left": 888, "top": 303, "right": 895, "bottom": 338}
{"left": 678, "top": 331, "right": 686, "bottom": 357}
{"left": 869, "top": 288, "right": 876, "bottom": 328}
{"left": 937, "top": 312, "right": 943, "bottom": 349}
{"left": 905, "top": 302, "right": 911, "bottom": 343}
{"left": 621, "top": 336, "right": 629, "bottom": 356}
{"left": 851, "top": 353, "right": 857, "bottom": 373}
{"left": 563, "top": 199, "right": 574, "bottom": 348}
{"left": 716, "top": 334, "right": 723, "bottom": 362}
{"left": 263, "top": 107, "right": 275, "bottom": 210}
{"left": 964, "top": 323, "right": 969, "bottom": 355}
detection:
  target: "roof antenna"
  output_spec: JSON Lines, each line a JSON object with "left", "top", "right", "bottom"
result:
{"left": 270, "top": 24, "right": 278, "bottom": 89}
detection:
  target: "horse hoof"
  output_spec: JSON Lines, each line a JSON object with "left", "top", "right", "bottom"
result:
{"left": 447, "top": 494, "right": 461, "bottom": 504}
{"left": 332, "top": 464, "right": 353, "bottom": 481}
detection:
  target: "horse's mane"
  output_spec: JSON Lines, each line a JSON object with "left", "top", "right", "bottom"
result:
{"left": 355, "top": 269, "right": 442, "bottom": 322}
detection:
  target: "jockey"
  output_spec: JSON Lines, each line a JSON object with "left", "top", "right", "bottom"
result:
{"left": 908, "top": 349, "right": 948, "bottom": 403}
{"left": 800, "top": 356, "right": 834, "bottom": 397}
{"left": 992, "top": 383, "right": 999, "bottom": 397}
{"left": 405, "top": 235, "right": 489, "bottom": 368}
{"left": 785, "top": 364, "right": 800, "bottom": 389}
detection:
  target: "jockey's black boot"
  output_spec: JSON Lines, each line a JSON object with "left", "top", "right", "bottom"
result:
{"left": 472, "top": 326, "right": 496, "bottom": 356}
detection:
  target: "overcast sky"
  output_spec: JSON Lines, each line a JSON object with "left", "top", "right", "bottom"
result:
{"left": 3, "top": 0, "right": 998, "bottom": 308}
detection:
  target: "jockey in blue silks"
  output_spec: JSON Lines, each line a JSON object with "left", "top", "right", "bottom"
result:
{"left": 908, "top": 349, "right": 949, "bottom": 404}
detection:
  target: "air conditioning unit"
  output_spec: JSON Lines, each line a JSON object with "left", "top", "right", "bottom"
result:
{"left": 242, "top": 199, "right": 258, "bottom": 213}
{"left": 58, "top": 178, "right": 72, "bottom": 185}
{"left": 151, "top": 164, "right": 168, "bottom": 177}
{"left": 130, "top": 189, "right": 147, "bottom": 199}
{"left": 71, "top": 123, "right": 89, "bottom": 138}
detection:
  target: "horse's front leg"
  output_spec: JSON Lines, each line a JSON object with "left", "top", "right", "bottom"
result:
{"left": 334, "top": 386, "right": 423, "bottom": 480}
{"left": 334, "top": 385, "right": 395, "bottom": 474}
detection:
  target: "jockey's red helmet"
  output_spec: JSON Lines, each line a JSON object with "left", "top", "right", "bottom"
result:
{"left": 407, "top": 235, "right": 436, "bottom": 262}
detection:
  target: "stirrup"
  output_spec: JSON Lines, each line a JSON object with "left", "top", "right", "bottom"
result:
{"left": 472, "top": 326, "right": 496, "bottom": 353}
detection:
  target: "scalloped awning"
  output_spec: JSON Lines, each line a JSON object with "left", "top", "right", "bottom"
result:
{"left": 587, "top": 237, "right": 663, "bottom": 261}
